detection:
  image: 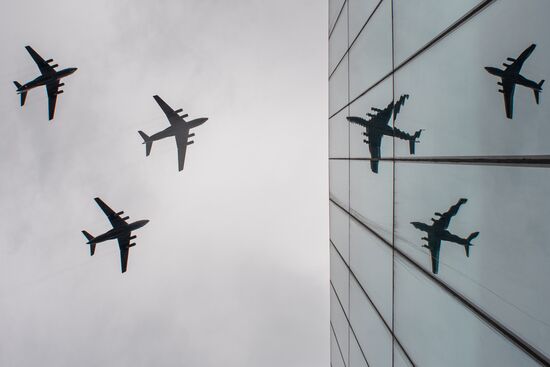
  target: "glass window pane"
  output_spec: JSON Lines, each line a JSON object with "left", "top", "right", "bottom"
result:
{"left": 330, "top": 109, "right": 349, "bottom": 159}
{"left": 330, "top": 3, "right": 348, "bottom": 75}
{"left": 350, "top": 219, "right": 392, "bottom": 325}
{"left": 331, "top": 283, "right": 350, "bottom": 367}
{"left": 393, "top": 0, "right": 481, "bottom": 65}
{"left": 330, "top": 159, "right": 349, "bottom": 209}
{"left": 349, "top": 0, "right": 392, "bottom": 102}
{"left": 330, "top": 54, "right": 349, "bottom": 116}
{"left": 330, "top": 201, "right": 349, "bottom": 261}
{"left": 394, "top": 162, "right": 550, "bottom": 356}
{"left": 348, "top": 0, "right": 380, "bottom": 42}
{"left": 350, "top": 276, "right": 392, "bottom": 367}
{"left": 348, "top": 78, "right": 393, "bottom": 159}
{"left": 394, "top": 0, "right": 550, "bottom": 157}
{"left": 350, "top": 160, "right": 393, "bottom": 243}
{"left": 394, "top": 260, "right": 540, "bottom": 367}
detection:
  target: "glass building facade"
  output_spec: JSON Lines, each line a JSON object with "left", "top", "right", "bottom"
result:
{"left": 329, "top": 1, "right": 550, "bottom": 366}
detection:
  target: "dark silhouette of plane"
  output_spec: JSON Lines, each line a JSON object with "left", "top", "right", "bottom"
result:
{"left": 13, "top": 46, "right": 77, "bottom": 120}
{"left": 346, "top": 94, "right": 422, "bottom": 173}
{"left": 138, "top": 95, "right": 208, "bottom": 171}
{"left": 411, "top": 198, "right": 479, "bottom": 274}
{"left": 485, "top": 44, "right": 544, "bottom": 119}
{"left": 82, "top": 198, "right": 149, "bottom": 273}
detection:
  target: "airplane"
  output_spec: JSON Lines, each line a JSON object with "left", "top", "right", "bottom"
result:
{"left": 411, "top": 198, "right": 479, "bottom": 275}
{"left": 485, "top": 43, "right": 544, "bottom": 119}
{"left": 346, "top": 94, "right": 422, "bottom": 173}
{"left": 13, "top": 45, "right": 77, "bottom": 120}
{"left": 138, "top": 95, "right": 208, "bottom": 171}
{"left": 81, "top": 197, "right": 149, "bottom": 273}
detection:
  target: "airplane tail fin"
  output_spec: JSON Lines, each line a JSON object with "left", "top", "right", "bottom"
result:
{"left": 534, "top": 80, "right": 544, "bottom": 104}
{"left": 13, "top": 82, "right": 27, "bottom": 106}
{"left": 409, "top": 130, "right": 423, "bottom": 154}
{"left": 138, "top": 131, "right": 152, "bottom": 156}
{"left": 81, "top": 230, "right": 96, "bottom": 256}
{"left": 464, "top": 231, "right": 479, "bottom": 257}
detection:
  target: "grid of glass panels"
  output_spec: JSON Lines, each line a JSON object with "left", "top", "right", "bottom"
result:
{"left": 329, "top": 1, "right": 550, "bottom": 366}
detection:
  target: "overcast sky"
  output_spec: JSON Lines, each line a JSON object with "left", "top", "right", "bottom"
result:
{"left": 0, "top": 1, "right": 328, "bottom": 366}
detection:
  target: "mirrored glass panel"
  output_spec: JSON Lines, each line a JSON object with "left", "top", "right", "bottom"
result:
{"left": 394, "top": 260, "right": 540, "bottom": 367}
{"left": 329, "top": 0, "right": 346, "bottom": 33}
{"left": 331, "top": 326, "right": 347, "bottom": 367}
{"left": 348, "top": 0, "right": 380, "bottom": 43}
{"left": 350, "top": 219, "right": 392, "bottom": 324}
{"left": 329, "top": 159, "right": 349, "bottom": 209}
{"left": 330, "top": 201, "right": 350, "bottom": 261}
{"left": 350, "top": 160, "right": 393, "bottom": 242}
{"left": 350, "top": 276, "right": 392, "bottom": 367}
{"left": 393, "top": 0, "right": 482, "bottom": 65}
{"left": 331, "top": 283, "right": 350, "bottom": 367}
{"left": 329, "top": 109, "right": 349, "bottom": 159}
{"left": 330, "top": 54, "right": 349, "bottom": 116}
{"left": 331, "top": 245, "right": 350, "bottom": 315}
{"left": 330, "top": 3, "right": 348, "bottom": 75}
{"left": 394, "top": 0, "right": 550, "bottom": 158}
{"left": 349, "top": 0, "right": 392, "bottom": 102}
{"left": 348, "top": 77, "right": 393, "bottom": 159}
{"left": 349, "top": 334, "right": 369, "bottom": 367}
{"left": 394, "top": 162, "right": 550, "bottom": 356}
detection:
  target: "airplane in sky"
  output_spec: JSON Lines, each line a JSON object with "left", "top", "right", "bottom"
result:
{"left": 138, "top": 95, "right": 208, "bottom": 171}
{"left": 13, "top": 46, "right": 77, "bottom": 120}
{"left": 82, "top": 198, "right": 149, "bottom": 273}
{"left": 346, "top": 94, "right": 422, "bottom": 173}
{"left": 485, "top": 43, "right": 544, "bottom": 119}
{"left": 411, "top": 198, "right": 479, "bottom": 275}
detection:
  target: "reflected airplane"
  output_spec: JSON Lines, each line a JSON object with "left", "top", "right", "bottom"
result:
{"left": 346, "top": 94, "right": 422, "bottom": 173}
{"left": 138, "top": 95, "right": 208, "bottom": 171}
{"left": 82, "top": 198, "right": 149, "bottom": 273}
{"left": 485, "top": 44, "right": 544, "bottom": 119}
{"left": 411, "top": 198, "right": 479, "bottom": 274}
{"left": 13, "top": 46, "right": 77, "bottom": 120}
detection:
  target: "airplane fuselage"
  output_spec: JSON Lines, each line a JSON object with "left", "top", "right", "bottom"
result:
{"left": 485, "top": 67, "right": 542, "bottom": 91}
{"left": 88, "top": 219, "right": 149, "bottom": 244}
{"left": 17, "top": 67, "right": 77, "bottom": 92}
{"left": 411, "top": 222, "right": 451, "bottom": 242}
{"left": 148, "top": 118, "right": 208, "bottom": 142}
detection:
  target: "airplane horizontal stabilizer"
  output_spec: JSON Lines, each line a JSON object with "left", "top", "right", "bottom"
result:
{"left": 13, "top": 81, "right": 27, "bottom": 106}
{"left": 535, "top": 80, "right": 544, "bottom": 104}
{"left": 81, "top": 230, "right": 96, "bottom": 256}
{"left": 409, "top": 130, "right": 422, "bottom": 154}
{"left": 138, "top": 131, "right": 152, "bottom": 156}
{"left": 464, "top": 231, "right": 479, "bottom": 257}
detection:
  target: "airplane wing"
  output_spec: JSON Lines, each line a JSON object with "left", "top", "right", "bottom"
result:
{"left": 508, "top": 44, "right": 536, "bottom": 73}
{"left": 94, "top": 197, "right": 127, "bottom": 229}
{"left": 175, "top": 132, "right": 190, "bottom": 171}
{"left": 347, "top": 116, "right": 368, "bottom": 129}
{"left": 428, "top": 239, "right": 442, "bottom": 274}
{"left": 25, "top": 46, "right": 55, "bottom": 75}
{"left": 117, "top": 234, "right": 130, "bottom": 273}
{"left": 392, "top": 94, "right": 409, "bottom": 116}
{"left": 46, "top": 81, "right": 59, "bottom": 120}
{"left": 153, "top": 95, "right": 180, "bottom": 125}
{"left": 501, "top": 79, "right": 516, "bottom": 119}
{"left": 367, "top": 132, "right": 383, "bottom": 173}
{"left": 434, "top": 198, "right": 467, "bottom": 230}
